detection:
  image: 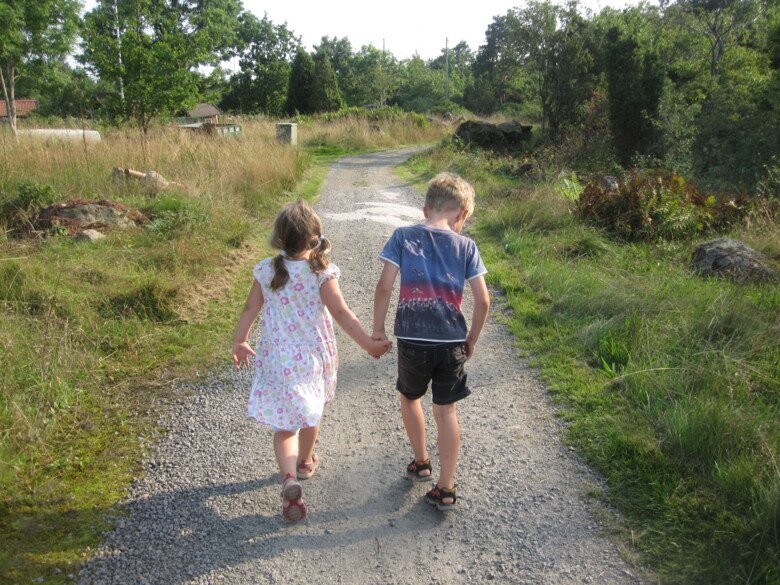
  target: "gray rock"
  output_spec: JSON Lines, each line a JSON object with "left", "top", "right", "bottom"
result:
{"left": 74, "top": 229, "right": 106, "bottom": 242}
{"left": 690, "top": 238, "right": 778, "bottom": 283}
{"left": 43, "top": 203, "right": 135, "bottom": 230}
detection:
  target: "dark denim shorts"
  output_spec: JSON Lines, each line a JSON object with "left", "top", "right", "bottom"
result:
{"left": 396, "top": 339, "right": 470, "bottom": 405}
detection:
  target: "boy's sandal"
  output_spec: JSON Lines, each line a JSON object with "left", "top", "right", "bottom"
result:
{"left": 282, "top": 497, "right": 307, "bottom": 521}
{"left": 296, "top": 453, "right": 319, "bottom": 480}
{"left": 406, "top": 458, "right": 433, "bottom": 482}
{"left": 281, "top": 473, "right": 302, "bottom": 501}
{"left": 425, "top": 484, "right": 457, "bottom": 511}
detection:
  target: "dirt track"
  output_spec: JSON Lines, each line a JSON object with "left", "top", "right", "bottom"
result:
{"left": 79, "top": 148, "right": 647, "bottom": 584}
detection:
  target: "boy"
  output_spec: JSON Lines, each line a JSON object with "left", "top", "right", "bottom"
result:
{"left": 372, "top": 172, "right": 490, "bottom": 511}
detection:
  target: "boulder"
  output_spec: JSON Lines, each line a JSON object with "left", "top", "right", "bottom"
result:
{"left": 497, "top": 121, "right": 533, "bottom": 145}
{"left": 37, "top": 200, "right": 147, "bottom": 234}
{"left": 690, "top": 238, "right": 778, "bottom": 283}
{"left": 455, "top": 121, "right": 508, "bottom": 149}
{"left": 455, "top": 120, "right": 532, "bottom": 149}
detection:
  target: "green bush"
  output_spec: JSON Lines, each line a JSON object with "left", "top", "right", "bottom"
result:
{"left": 0, "top": 182, "right": 58, "bottom": 234}
{"left": 576, "top": 171, "right": 753, "bottom": 241}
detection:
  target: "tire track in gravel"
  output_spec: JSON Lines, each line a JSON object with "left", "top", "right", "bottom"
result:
{"left": 79, "top": 148, "right": 648, "bottom": 585}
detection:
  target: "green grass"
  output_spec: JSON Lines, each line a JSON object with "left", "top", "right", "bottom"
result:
{"left": 401, "top": 144, "right": 780, "bottom": 584}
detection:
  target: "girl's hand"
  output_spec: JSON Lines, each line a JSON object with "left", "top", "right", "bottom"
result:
{"left": 366, "top": 338, "right": 393, "bottom": 359}
{"left": 232, "top": 341, "right": 256, "bottom": 369}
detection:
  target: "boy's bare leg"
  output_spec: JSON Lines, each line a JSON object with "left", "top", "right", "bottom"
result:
{"left": 432, "top": 402, "right": 460, "bottom": 500}
{"left": 273, "top": 430, "right": 299, "bottom": 479}
{"left": 298, "top": 425, "right": 320, "bottom": 465}
{"left": 400, "top": 395, "right": 431, "bottom": 476}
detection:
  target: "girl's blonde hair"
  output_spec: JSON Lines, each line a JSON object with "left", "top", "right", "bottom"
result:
{"left": 270, "top": 200, "right": 331, "bottom": 291}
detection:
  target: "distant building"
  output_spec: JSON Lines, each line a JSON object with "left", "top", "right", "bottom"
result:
{"left": 190, "top": 103, "right": 222, "bottom": 125}
{"left": 176, "top": 103, "right": 240, "bottom": 137}
{"left": 0, "top": 99, "right": 38, "bottom": 119}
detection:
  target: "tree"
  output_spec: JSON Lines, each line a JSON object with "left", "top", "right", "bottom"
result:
{"left": 81, "top": 0, "right": 242, "bottom": 132}
{"left": 220, "top": 13, "right": 298, "bottom": 115}
{"left": 0, "top": 0, "right": 80, "bottom": 139}
{"left": 397, "top": 55, "right": 446, "bottom": 112}
{"left": 470, "top": 11, "right": 530, "bottom": 113}
{"left": 605, "top": 25, "right": 665, "bottom": 165}
{"left": 15, "top": 62, "right": 100, "bottom": 119}
{"left": 285, "top": 46, "right": 314, "bottom": 115}
{"left": 349, "top": 45, "right": 397, "bottom": 107}
{"left": 315, "top": 36, "right": 359, "bottom": 105}
{"left": 429, "top": 41, "right": 474, "bottom": 105}
{"left": 310, "top": 47, "right": 342, "bottom": 113}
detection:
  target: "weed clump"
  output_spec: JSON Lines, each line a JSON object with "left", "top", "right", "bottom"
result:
{"left": 576, "top": 171, "right": 754, "bottom": 241}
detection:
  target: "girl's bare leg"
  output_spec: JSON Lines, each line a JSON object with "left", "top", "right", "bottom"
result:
{"left": 298, "top": 425, "right": 320, "bottom": 465}
{"left": 400, "top": 395, "right": 431, "bottom": 476}
{"left": 273, "top": 430, "right": 298, "bottom": 480}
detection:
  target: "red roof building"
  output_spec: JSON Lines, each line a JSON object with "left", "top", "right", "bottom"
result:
{"left": 0, "top": 99, "right": 38, "bottom": 118}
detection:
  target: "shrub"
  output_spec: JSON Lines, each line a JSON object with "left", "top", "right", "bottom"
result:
{"left": 0, "top": 182, "right": 58, "bottom": 234}
{"left": 576, "top": 171, "right": 753, "bottom": 241}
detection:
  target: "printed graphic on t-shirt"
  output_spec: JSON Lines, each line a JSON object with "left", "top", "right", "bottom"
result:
{"left": 379, "top": 225, "right": 486, "bottom": 342}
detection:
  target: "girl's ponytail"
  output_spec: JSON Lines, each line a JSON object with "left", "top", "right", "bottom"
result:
{"left": 309, "top": 235, "right": 331, "bottom": 275}
{"left": 270, "top": 253, "right": 289, "bottom": 291}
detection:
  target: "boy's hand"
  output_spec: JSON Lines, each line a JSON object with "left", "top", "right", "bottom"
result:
{"left": 232, "top": 341, "right": 256, "bottom": 369}
{"left": 371, "top": 331, "right": 388, "bottom": 342}
{"left": 366, "top": 338, "right": 393, "bottom": 359}
{"left": 464, "top": 335, "right": 477, "bottom": 359}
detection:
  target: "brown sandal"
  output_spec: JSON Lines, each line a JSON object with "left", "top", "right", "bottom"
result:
{"left": 405, "top": 458, "right": 433, "bottom": 482}
{"left": 425, "top": 484, "right": 457, "bottom": 511}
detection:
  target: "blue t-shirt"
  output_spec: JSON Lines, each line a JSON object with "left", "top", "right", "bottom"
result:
{"left": 379, "top": 224, "right": 487, "bottom": 342}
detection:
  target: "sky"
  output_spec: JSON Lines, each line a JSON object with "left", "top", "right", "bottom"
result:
{"left": 239, "top": 0, "right": 645, "bottom": 61}
{"left": 81, "top": 0, "right": 647, "bottom": 63}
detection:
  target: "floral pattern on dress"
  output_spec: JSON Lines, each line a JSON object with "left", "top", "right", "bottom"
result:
{"left": 247, "top": 258, "right": 340, "bottom": 431}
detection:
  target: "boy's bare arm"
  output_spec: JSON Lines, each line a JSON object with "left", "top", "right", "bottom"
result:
{"left": 465, "top": 275, "right": 490, "bottom": 358}
{"left": 372, "top": 261, "right": 399, "bottom": 340}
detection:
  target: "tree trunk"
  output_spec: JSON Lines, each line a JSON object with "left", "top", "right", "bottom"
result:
{"left": 0, "top": 59, "right": 19, "bottom": 142}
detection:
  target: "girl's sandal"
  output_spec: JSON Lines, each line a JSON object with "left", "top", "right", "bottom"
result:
{"left": 282, "top": 497, "right": 307, "bottom": 521}
{"left": 281, "top": 473, "right": 302, "bottom": 501}
{"left": 425, "top": 484, "right": 457, "bottom": 512}
{"left": 296, "top": 453, "right": 319, "bottom": 480}
{"left": 281, "top": 473, "right": 306, "bottom": 521}
{"left": 405, "top": 458, "right": 433, "bottom": 482}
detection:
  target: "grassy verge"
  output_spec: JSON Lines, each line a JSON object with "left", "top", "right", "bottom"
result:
{"left": 0, "top": 114, "right": 448, "bottom": 584}
{"left": 401, "top": 143, "right": 779, "bottom": 584}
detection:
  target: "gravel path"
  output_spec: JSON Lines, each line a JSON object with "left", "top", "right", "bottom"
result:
{"left": 79, "top": 148, "right": 647, "bottom": 584}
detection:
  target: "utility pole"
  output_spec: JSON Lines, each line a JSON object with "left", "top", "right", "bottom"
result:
{"left": 380, "top": 38, "right": 386, "bottom": 107}
{"left": 445, "top": 37, "right": 449, "bottom": 103}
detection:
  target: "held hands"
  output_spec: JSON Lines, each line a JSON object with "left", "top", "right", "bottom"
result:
{"left": 232, "top": 341, "right": 256, "bottom": 369}
{"left": 368, "top": 331, "right": 392, "bottom": 359}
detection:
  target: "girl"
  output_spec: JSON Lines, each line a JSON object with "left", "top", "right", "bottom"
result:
{"left": 232, "top": 201, "right": 391, "bottom": 521}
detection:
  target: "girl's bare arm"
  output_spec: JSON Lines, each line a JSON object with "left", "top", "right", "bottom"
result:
{"left": 232, "top": 280, "right": 264, "bottom": 368}
{"left": 321, "top": 278, "right": 391, "bottom": 358}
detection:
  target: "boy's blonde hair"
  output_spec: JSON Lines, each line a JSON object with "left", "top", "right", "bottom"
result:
{"left": 425, "top": 172, "right": 475, "bottom": 217}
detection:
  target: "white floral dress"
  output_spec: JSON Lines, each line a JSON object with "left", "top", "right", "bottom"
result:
{"left": 247, "top": 258, "right": 340, "bottom": 431}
